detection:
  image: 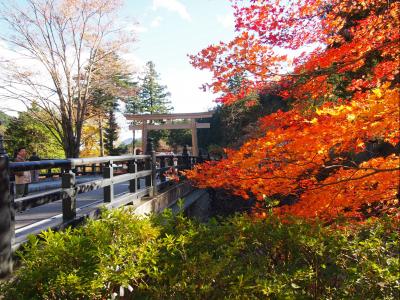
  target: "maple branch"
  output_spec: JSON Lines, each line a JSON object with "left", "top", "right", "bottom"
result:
{"left": 309, "top": 168, "right": 399, "bottom": 190}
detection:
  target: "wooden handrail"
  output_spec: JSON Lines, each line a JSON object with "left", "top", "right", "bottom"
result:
{"left": 0, "top": 136, "right": 205, "bottom": 277}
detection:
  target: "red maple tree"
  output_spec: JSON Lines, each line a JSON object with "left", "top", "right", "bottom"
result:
{"left": 186, "top": 0, "right": 399, "bottom": 221}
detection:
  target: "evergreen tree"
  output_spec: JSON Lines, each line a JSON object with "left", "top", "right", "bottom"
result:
{"left": 104, "top": 103, "right": 119, "bottom": 156}
{"left": 126, "top": 61, "right": 172, "bottom": 115}
{"left": 126, "top": 61, "right": 173, "bottom": 148}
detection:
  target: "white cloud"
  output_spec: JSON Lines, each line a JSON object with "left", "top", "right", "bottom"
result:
{"left": 123, "top": 22, "right": 148, "bottom": 34}
{"left": 0, "top": 42, "right": 45, "bottom": 114}
{"left": 133, "top": 24, "right": 148, "bottom": 33}
{"left": 163, "top": 67, "right": 215, "bottom": 113}
{"left": 217, "top": 13, "right": 234, "bottom": 29}
{"left": 150, "top": 16, "right": 163, "bottom": 28}
{"left": 152, "top": 0, "right": 191, "bottom": 21}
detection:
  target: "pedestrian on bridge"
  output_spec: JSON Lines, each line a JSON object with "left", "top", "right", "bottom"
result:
{"left": 14, "top": 147, "right": 31, "bottom": 198}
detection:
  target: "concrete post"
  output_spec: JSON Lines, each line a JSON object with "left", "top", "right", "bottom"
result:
{"left": 146, "top": 138, "right": 157, "bottom": 196}
{"left": 132, "top": 127, "right": 136, "bottom": 155}
{"left": 61, "top": 171, "right": 77, "bottom": 221}
{"left": 191, "top": 119, "right": 199, "bottom": 157}
{"left": 160, "top": 157, "right": 166, "bottom": 182}
{"left": 182, "top": 145, "right": 190, "bottom": 169}
{"left": 128, "top": 159, "right": 137, "bottom": 193}
{"left": 0, "top": 129, "right": 13, "bottom": 277}
{"left": 142, "top": 121, "right": 148, "bottom": 154}
{"left": 103, "top": 164, "right": 114, "bottom": 202}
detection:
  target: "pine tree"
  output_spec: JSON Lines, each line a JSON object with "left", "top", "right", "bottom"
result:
{"left": 104, "top": 103, "right": 119, "bottom": 156}
{"left": 126, "top": 61, "right": 172, "bottom": 115}
{"left": 126, "top": 61, "right": 173, "bottom": 148}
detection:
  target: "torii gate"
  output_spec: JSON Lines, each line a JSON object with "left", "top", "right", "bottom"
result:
{"left": 124, "top": 111, "right": 213, "bottom": 156}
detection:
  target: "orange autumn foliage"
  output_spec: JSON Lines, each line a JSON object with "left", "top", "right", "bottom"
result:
{"left": 190, "top": 0, "right": 399, "bottom": 105}
{"left": 187, "top": 0, "right": 400, "bottom": 221}
{"left": 186, "top": 86, "right": 399, "bottom": 220}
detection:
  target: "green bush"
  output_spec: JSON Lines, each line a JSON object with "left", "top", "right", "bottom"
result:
{"left": 2, "top": 209, "right": 161, "bottom": 299}
{"left": 1, "top": 209, "right": 399, "bottom": 299}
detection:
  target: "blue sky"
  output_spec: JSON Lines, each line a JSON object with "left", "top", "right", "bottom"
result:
{"left": 121, "top": 0, "right": 236, "bottom": 113}
{"left": 0, "top": 0, "right": 236, "bottom": 114}
{"left": 0, "top": 0, "right": 237, "bottom": 141}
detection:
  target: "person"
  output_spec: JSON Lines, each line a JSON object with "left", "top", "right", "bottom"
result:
{"left": 14, "top": 147, "right": 31, "bottom": 198}
{"left": 29, "top": 151, "right": 41, "bottom": 182}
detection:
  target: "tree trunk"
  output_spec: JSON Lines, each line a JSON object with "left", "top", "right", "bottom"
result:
{"left": 64, "top": 136, "right": 80, "bottom": 158}
{"left": 99, "top": 117, "right": 104, "bottom": 157}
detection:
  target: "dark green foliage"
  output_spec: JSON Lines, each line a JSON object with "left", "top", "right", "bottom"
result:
{"left": 166, "top": 128, "right": 192, "bottom": 151}
{"left": 0, "top": 110, "right": 11, "bottom": 127}
{"left": 2, "top": 209, "right": 161, "bottom": 300}
{"left": 114, "top": 143, "right": 128, "bottom": 155}
{"left": 125, "top": 61, "right": 173, "bottom": 149}
{"left": 1, "top": 209, "right": 398, "bottom": 299}
{"left": 104, "top": 103, "right": 120, "bottom": 156}
{"left": 0, "top": 110, "right": 11, "bottom": 136}
{"left": 126, "top": 61, "right": 172, "bottom": 115}
{"left": 198, "top": 93, "right": 289, "bottom": 149}
{"left": 149, "top": 129, "right": 169, "bottom": 150}
{"left": 3, "top": 106, "right": 64, "bottom": 159}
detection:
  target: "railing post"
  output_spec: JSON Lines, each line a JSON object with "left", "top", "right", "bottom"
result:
{"left": 160, "top": 156, "right": 166, "bottom": 183}
{"left": 46, "top": 168, "right": 52, "bottom": 178}
{"left": 103, "top": 163, "right": 114, "bottom": 202}
{"left": 128, "top": 159, "right": 137, "bottom": 193}
{"left": 182, "top": 145, "right": 190, "bottom": 170}
{"left": 137, "top": 157, "right": 143, "bottom": 190}
{"left": 91, "top": 163, "right": 96, "bottom": 175}
{"left": 146, "top": 138, "right": 157, "bottom": 196}
{"left": 62, "top": 170, "right": 76, "bottom": 222}
{"left": 198, "top": 149, "right": 204, "bottom": 163}
{"left": 0, "top": 130, "right": 13, "bottom": 277}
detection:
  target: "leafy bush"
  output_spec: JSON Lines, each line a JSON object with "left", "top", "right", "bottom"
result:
{"left": 1, "top": 209, "right": 399, "bottom": 299}
{"left": 2, "top": 209, "right": 161, "bottom": 299}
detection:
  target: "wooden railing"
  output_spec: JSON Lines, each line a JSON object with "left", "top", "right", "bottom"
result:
{"left": 0, "top": 137, "right": 202, "bottom": 277}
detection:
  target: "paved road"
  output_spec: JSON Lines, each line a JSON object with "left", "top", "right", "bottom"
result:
{"left": 15, "top": 176, "right": 146, "bottom": 230}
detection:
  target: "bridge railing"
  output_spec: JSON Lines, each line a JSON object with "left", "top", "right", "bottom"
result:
{"left": 0, "top": 137, "right": 201, "bottom": 277}
{"left": 10, "top": 154, "right": 153, "bottom": 218}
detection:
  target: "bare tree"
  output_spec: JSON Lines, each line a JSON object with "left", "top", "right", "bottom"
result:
{"left": 0, "top": 0, "right": 135, "bottom": 157}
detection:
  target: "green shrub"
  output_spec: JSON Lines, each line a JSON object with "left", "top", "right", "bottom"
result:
{"left": 1, "top": 209, "right": 399, "bottom": 299}
{"left": 1, "top": 209, "right": 161, "bottom": 299}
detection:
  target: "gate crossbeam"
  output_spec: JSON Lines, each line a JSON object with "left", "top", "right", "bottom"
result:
{"left": 125, "top": 111, "right": 213, "bottom": 156}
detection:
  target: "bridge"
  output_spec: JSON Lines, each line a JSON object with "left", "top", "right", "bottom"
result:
{"left": 0, "top": 138, "right": 209, "bottom": 277}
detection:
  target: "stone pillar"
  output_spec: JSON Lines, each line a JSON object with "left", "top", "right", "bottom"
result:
{"left": 142, "top": 121, "right": 148, "bottom": 154}
{"left": 132, "top": 125, "right": 136, "bottom": 154}
{"left": 146, "top": 138, "right": 157, "bottom": 197}
{"left": 62, "top": 171, "right": 77, "bottom": 221}
{"left": 103, "top": 164, "right": 114, "bottom": 202}
{"left": 128, "top": 159, "right": 137, "bottom": 194}
{"left": 182, "top": 145, "right": 190, "bottom": 170}
{"left": 191, "top": 119, "right": 199, "bottom": 157}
